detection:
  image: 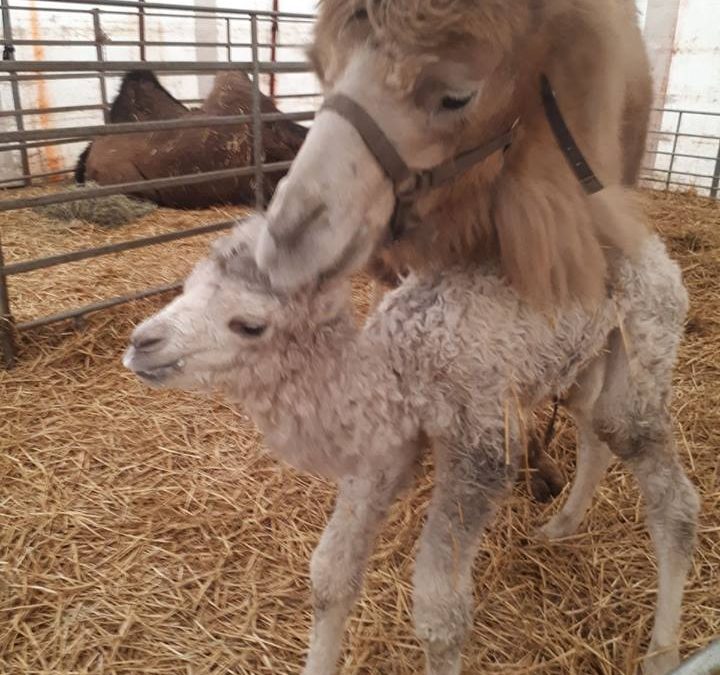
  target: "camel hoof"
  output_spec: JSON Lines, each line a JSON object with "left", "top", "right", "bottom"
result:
{"left": 529, "top": 468, "right": 565, "bottom": 503}
{"left": 642, "top": 643, "right": 680, "bottom": 675}
{"left": 537, "top": 513, "right": 579, "bottom": 540}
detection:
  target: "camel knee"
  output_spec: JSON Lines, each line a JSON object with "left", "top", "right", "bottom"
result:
{"left": 592, "top": 410, "right": 670, "bottom": 462}
{"left": 309, "top": 543, "right": 361, "bottom": 612}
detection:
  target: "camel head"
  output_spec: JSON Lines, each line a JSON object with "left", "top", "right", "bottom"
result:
{"left": 123, "top": 214, "right": 349, "bottom": 393}
{"left": 255, "top": 0, "right": 539, "bottom": 290}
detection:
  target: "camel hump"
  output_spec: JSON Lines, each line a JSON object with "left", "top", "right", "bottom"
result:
{"left": 110, "top": 70, "right": 189, "bottom": 123}
{"left": 203, "top": 70, "right": 285, "bottom": 116}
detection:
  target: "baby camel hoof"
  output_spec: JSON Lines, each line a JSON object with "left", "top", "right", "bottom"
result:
{"left": 537, "top": 513, "right": 580, "bottom": 541}
{"left": 642, "top": 644, "right": 680, "bottom": 675}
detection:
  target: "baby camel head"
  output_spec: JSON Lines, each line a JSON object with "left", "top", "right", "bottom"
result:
{"left": 123, "top": 214, "right": 349, "bottom": 393}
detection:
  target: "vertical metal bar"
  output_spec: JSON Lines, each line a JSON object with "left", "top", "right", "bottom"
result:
{"left": 225, "top": 17, "right": 231, "bottom": 62}
{"left": 92, "top": 9, "right": 109, "bottom": 123}
{"left": 0, "top": 233, "right": 17, "bottom": 369}
{"left": 1, "top": 0, "right": 31, "bottom": 186}
{"left": 665, "top": 111, "right": 682, "bottom": 191}
{"left": 710, "top": 139, "right": 720, "bottom": 200}
{"left": 269, "top": 0, "right": 279, "bottom": 100}
{"left": 138, "top": 0, "right": 146, "bottom": 61}
{"left": 250, "top": 13, "right": 265, "bottom": 209}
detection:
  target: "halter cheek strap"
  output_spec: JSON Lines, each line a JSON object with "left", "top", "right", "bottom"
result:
{"left": 540, "top": 74, "right": 604, "bottom": 195}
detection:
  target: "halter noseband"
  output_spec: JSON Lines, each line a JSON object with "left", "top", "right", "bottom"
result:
{"left": 320, "top": 73, "right": 603, "bottom": 241}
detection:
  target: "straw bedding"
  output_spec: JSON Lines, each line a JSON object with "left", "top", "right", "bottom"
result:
{"left": 1, "top": 189, "right": 718, "bottom": 674}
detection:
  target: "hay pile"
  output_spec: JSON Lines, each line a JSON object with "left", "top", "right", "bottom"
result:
{"left": 32, "top": 182, "right": 158, "bottom": 228}
{"left": 1, "top": 190, "right": 718, "bottom": 674}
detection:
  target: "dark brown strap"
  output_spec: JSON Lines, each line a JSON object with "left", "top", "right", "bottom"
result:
{"left": 540, "top": 74, "right": 603, "bottom": 194}
{"left": 418, "top": 123, "right": 517, "bottom": 193}
{"left": 322, "top": 94, "right": 413, "bottom": 187}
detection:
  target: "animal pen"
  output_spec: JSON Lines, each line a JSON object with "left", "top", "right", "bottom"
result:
{"left": 1, "top": 1, "right": 719, "bottom": 674}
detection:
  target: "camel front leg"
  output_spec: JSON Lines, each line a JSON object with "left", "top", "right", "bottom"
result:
{"left": 303, "top": 447, "right": 418, "bottom": 675}
{"left": 412, "top": 436, "right": 516, "bottom": 675}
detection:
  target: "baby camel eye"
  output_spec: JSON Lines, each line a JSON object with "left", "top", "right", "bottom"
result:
{"left": 228, "top": 318, "right": 267, "bottom": 337}
{"left": 440, "top": 93, "right": 474, "bottom": 111}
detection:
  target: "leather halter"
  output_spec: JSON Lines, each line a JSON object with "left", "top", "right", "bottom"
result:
{"left": 320, "top": 74, "right": 603, "bottom": 241}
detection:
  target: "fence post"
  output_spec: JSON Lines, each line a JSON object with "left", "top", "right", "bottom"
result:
{"left": 0, "top": 233, "right": 17, "bottom": 369}
{"left": 138, "top": 0, "right": 146, "bottom": 61}
{"left": 1, "top": 0, "right": 31, "bottom": 186}
{"left": 665, "top": 110, "right": 683, "bottom": 191}
{"left": 250, "top": 13, "right": 265, "bottom": 209}
{"left": 710, "top": 138, "right": 720, "bottom": 200}
{"left": 225, "top": 17, "right": 231, "bottom": 62}
{"left": 92, "top": 9, "right": 110, "bottom": 123}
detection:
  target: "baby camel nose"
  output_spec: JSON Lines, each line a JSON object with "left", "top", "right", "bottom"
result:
{"left": 130, "top": 326, "right": 167, "bottom": 353}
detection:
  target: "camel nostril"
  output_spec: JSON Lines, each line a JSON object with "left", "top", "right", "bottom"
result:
{"left": 132, "top": 334, "right": 165, "bottom": 352}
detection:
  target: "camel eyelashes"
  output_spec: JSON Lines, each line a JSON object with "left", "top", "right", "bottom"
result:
{"left": 228, "top": 318, "right": 267, "bottom": 337}
{"left": 440, "top": 93, "right": 474, "bottom": 111}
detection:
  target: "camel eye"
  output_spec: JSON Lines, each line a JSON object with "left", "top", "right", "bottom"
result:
{"left": 440, "top": 93, "right": 474, "bottom": 111}
{"left": 228, "top": 318, "right": 266, "bottom": 337}
{"left": 351, "top": 7, "right": 368, "bottom": 22}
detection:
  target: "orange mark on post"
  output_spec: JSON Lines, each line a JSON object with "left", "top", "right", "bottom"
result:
{"left": 30, "top": 1, "right": 62, "bottom": 177}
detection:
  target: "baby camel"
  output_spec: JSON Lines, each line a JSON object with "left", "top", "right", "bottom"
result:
{"left": 124, "top": 215, "right": 698, "bottom": 675}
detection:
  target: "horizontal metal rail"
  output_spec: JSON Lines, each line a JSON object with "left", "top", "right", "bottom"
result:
{"left": 31, "top": 0, "right": 316, "bottom": 20}
{"left": 647, "top": 148, "right": 718, "bottom": 162}
{"left": 640, "top": 166, "right": 719, "bottom": 181}
{"left": 0, "top": 110, "right": 315, "bottom": 144}
{"left": 5, "top": 8, "right": 313, "bottom": 26}
{"left": 1, "top": 137, "right": 87, "bottom": 154}
{"left": 651, "top": 106, "right": 720, "bottom": 117}
{"left": 0, "top": 168, "right": 74, "bottom": 187}
{"left": 11, "top": 39, "right": 308, "bottom": 50}
{"left": 0, "top": 95, "right": 319, "bottom": 124}
{"left": 647, "top": 129, "right": 720, "bottom": 142}
{"left": 0, "top": 70, "right": 290, "bottom": 83}
{"left": 0, "top": 161, "right": 292, "bottom": 213}
{"left": 641, "top": 175, "right": 717, "bottom": 190}
{"left": 0, "top": 103, "right": 106, "bottom": 119}
{"left": 2, "top": 220, "right": 237, "bottom": 277}
{"left": 0, "top": 60, "right": 308, "bottom": 73}
{"left": 16, "top": 281, "right": 182, "bottom": 331}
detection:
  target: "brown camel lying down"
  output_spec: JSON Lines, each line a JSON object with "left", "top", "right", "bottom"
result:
{"left": 75, "top": 70, "right": 307, "bottom": 209}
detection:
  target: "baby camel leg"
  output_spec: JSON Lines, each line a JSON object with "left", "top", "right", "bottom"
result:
{"left": 413, "top": 438, "right": 515, "bottom": 675}
{"left": 594, "top": 331, "right": 699, "bottom": 675}
{"left": 540, "top": 357, "right": 613, "bottom": 539}
{"left": 303, "top": 447, "right": 417, "bottom": 675}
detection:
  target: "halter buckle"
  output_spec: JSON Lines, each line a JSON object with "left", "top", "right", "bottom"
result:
{"left": 396, "top": 171, "right": 433, "bottom": 203}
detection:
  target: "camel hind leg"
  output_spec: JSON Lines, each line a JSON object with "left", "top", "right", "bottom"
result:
{"left": 539, "top": 356, "right": 614, "bottom": 539}
{"left": 593, "top": 328, "right": 699, "bottom": 675}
